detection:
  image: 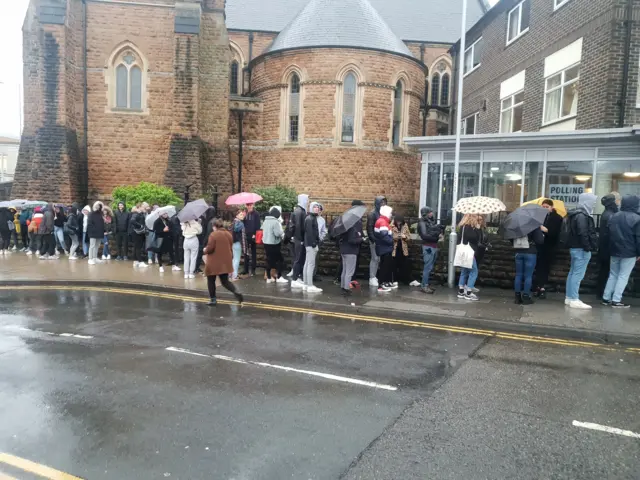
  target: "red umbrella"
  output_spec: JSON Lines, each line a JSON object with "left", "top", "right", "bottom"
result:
{"left": 225, "top": 192, "right": 263, "bottom": 206}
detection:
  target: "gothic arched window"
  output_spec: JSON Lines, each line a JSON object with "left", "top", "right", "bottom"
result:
{"left": 431, "top": 73, "right": 440, "bottom": 106}
{"left": 230, "top": 61, "right": 239, "bottom": 95}
{"left": 392, "top": 80, "right": 404, "bottom": 147}
{"left": 112, "top": 48, "right": 144, "bottom": 110}
{"left": 440, "top": 73, "right": 450, "bottom": 106}
{"left": 341, "top": 73, "right": 357, "bottom": 143}
{"left": 288, "top": 73, "right": 301, "bottom": 143}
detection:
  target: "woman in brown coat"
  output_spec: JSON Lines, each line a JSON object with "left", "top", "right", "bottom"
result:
{"left": 203, "top": 219, "right": 244, "bottom": 306}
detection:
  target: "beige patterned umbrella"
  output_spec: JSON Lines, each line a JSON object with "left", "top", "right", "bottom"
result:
{"left": 453, "top": 196, "right": 507, "bottom": 214}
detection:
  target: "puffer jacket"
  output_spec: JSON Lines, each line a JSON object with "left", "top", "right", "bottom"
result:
{"left": 609, "top": 195, "right": 640, "bottom": 258}
{"left": 373, "top": 206, "right": 394, "bottom": 256}
{"left": 418, "top": 207, "right": 443, "bottom": 246}
{"left": 367, "top": 196, "right": 386, "bottom": 244}
{"left": 567, "top": 209, "right": 597, "bottom": 252}
{"left": 598, "top": 194, "right": 619, "bottom": 255}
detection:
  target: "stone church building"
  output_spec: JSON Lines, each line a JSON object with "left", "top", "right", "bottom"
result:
{"left": 13, "top": 0, "right": 487, "bottom": 211}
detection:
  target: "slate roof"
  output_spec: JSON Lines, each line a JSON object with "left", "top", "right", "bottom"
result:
{"left": 226, "top": 0, "right": 488, "bottom": 44}
{"left": 265, "top": 0, "right": 412, "bottom": 57}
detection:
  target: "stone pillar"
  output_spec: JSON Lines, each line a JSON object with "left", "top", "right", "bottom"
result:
{"left": 13, "top": 0, "right": 84, "bottom": 203}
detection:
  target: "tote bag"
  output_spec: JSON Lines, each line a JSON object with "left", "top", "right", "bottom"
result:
{"left": 454, "top": 226, "right": 475, "bottom": 269}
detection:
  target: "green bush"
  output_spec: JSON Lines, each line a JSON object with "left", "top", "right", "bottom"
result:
{"left": 253, "top": 185, "right": 298, "bottom": 213}
{"left": 111, "top": 182, "right": 183, "bottom": 211}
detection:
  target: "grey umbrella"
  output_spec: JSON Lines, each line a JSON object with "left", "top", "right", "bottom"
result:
{"left": 500, "top": 204, "right": 549, "bottom": 240}
{"left": 332, "top": 205, "right": 367, "bottom": 236}
{"left": 178, "top": 199, "right": 209, "bottom": 222}
{"left": 145, "top": 205, "right": 177, "bottom": 229}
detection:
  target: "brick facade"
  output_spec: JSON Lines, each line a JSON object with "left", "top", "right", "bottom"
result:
{"left": 453, "top": 0, "right": 639, "bottom": 134}
{"left": 15, "top": 0, "right": 454, "bottom": 208}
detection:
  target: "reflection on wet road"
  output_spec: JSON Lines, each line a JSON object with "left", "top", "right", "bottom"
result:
{"left": 1, "top": 289, "right": 639, "bottom": 480}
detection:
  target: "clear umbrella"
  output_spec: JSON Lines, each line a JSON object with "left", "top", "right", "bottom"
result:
{"left": 145, "top": 205, "right": 177, "bottom": 229}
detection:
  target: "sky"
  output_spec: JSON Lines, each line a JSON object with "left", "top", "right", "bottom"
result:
{"left": 0, "top": 0, "right": 499, "bottom": 139}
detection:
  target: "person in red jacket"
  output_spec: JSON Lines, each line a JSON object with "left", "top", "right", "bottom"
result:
{"left": 373, "top": 205, "right": 394, "bottom": 292}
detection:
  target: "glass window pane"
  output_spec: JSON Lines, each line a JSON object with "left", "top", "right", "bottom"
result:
{"left": 546, "top": 73, "right": 562, "bottom": 90}
{"left": 561, "top": 82, "right": 578, "bottom": 117}
{"left": 565, "top": 65, "right": 580, "bottom": 82}
{"left": 524, "top": 161, "right": 543, "bottom": 202}
{"left": 116, "top": 64, "right": 128, "bottom": 108}
{"left": 431, "top": 74, "right": 440, "bottom": 105}
{"left": 130, "top": 66, "right": 142, "bottom": 109}
{"left": 440, "top": 73, "right": 450, "bottom": 106}
{"left": 521, "top": 0, "right": 530, "bottom": 30}
{"left": 473, "top": 40, "right": 482, "bottom": 67}
{"left": 289, "top": 115, "right": 299, "bottom": 142}
{"left": 394, "top": 82, "right": 403, "bottom": 122}
{"left": 342, "top": 73, "right": 356, "bottom": 143}
{"left": 508, "top": 7, "right": 519, "bottom": 41}
{"left": 230, "top": 61, "right": 239, "bottom": 95}
{"left": 482, "top": 162, "right": 523, "bottom": 212}
{"left": 289, "top": 74, "right": 300, "bottom": 116}
{"left": 512, "top": 104, "right": 523, "bottom": 132}
{"left": 501, "top": 109, "right": 512, "bottom": 133}
{"left": 465, "top": 114, "right": 476, "bottom": 134}
{"left": 546, "top": 161, "right": 593, "bottom": 209}
{"left": 544, "top": 89, "right": 562, "bottom": 123}
{"left": 594, "top": 160, "right": 640, "bottom": 217}
{"left": 392, "top": 122, "right": 401, "bottom": 147}
{"left": 514, "top": 91, "right": 524, "bottom": 104}
{"left": 501, "top": 97, "right": 513, "bottom": 110}
{"left": 425, "top": 163, "right": 441, "bottom": 214}
{"left": 464, "top": 49, "right": 473, "bottom": 73}
{"left": 442, "top": 163, "right": 480, "bottom": 224}
{"left": 290, "top": 74, "right": 300, "bottom": 94}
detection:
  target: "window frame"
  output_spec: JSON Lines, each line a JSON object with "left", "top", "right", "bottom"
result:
{"left": 230, "top": 60, "right": 240, "bottom": 95}
{"left": 440, "top": 73, "right": 450, "bottom": 106}
{"left": 461, "top": 112, "right": 479, "bottom": 135}
{"left": 542, "top": 62, "right": 580, "bottom": 126}
{"left": 554, "top": 0, "right": 571, "bottom": 11}
{"left": 506, "top": 0, "right": 530, "bottom": 46}
{"left": 340, "top": 72, "right": 358, "bottom": 144}
{"left": 288, "top": 73, "right": 301, "bottom": 143}
{"left": 499, "top": 90, "right": 524, "bottom": 133}
{"left": 108, "top": 46, "right": 147, "bottom": 114}
{"left": 463, "top": 37, "right": 482, "bottom": 77}
{"left": 392, "top": 80, "right": 404, "bottom": 148}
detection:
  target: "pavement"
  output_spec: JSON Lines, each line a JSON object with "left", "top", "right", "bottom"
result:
{"left": 0, "top": 289, "right": 639, "bottom": 479}
{"left": 1, "top": 252, "right": 640, "bottom": 345}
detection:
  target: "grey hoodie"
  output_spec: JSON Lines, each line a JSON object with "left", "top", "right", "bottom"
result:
{"left": 578, "top": 193, "right": 597, "bottom": 216}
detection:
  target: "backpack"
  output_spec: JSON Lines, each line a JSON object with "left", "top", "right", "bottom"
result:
{"left": 558, "top": 215, "right": 572, "bottom": 248}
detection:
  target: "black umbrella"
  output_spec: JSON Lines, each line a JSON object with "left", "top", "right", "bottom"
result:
{"left": 332, "top": 205, "right": 367, "bottom": 236}
{"left": 500, "top": 204, "right": 548, "bottom": 240}
{"left": 177, "top": 199, "right": 209, "bottom": 222}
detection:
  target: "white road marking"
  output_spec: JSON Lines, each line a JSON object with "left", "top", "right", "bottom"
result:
{"left": 166, "top": 346, "right": 398, "bottom": 391}
{"left": 572, "top": 420, "right": 640, "bottom": 439}
{"left": 2, "top": 325, "right": 93, "bottom": 339}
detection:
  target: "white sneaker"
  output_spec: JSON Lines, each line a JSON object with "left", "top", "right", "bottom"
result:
{"left": 159, "top": 266, "right": 165, "bottom": 273}
{"left": 138, "top": 262, "right": 149, "bottom": 269}
{"left": 26, "top": 250, "right": 33, "bottom": 256}
{"left": 306, "top": 286, "right": 323, "bottom": 293}
{"left": 291, "top": 279, "right": 304, "bottom": 288}
{"left": 69, "top": 255, "right": 78, "bottom": 260}
{"left": 564, "top": 298, "right": 571, "bottom": 305}
{"left": 95, "top": 258, "right": 104, "bottom": 264}
{"left": 184, "top": 274, "right": 190, "bottom": 279}
{"left": 302, "top": 284, "right": 308, "bottom": 291}
{"left": 133, "top": 261, "right": 139, "bottom": 268}
{"left": 286, "top": 270, "right": 294, "bottom": 277}
{"left": 369, "top": 277, "right": 379, "bottom": 287}
{"left": 391, "top": 282, "right": 399, "bottom": 289}
{"left": 88, "top": 259, "right": 96, "bottom": 265}
{"left": 148, "top": 258, "right": 153, "bottom": 265}
{"left": 50, "top": 255, "right": 60, "bottom": 260}
{"left": 35, "top": 250, "right": 40, "bottom": 255}
{"left": 568, "top": 300, "right": 592, "bottom": 310}
{"left": 266, "top": 278, "right": 275, "bottom": 284}
{"left": 11, "top": 246, "right": 17, "bottom": 251}
{"left": 276, "top": 277, "right": 289, "bottom": 284}
{"left": 409, "top": 280, "right": 420, "bottom": 287}
{"left": 464, "top": 292, "right": 480, "bottom": 301}
{"left": 189, "top": 274, "right": 196, "bottom": 279}
{"left": 172, "top": 265, "right": 181, "bottom": 271}
{"left": 107, "top": 255, "right": 111, "bottom": 260}
{"left": 0, "top": 250, "right": 4, "bottom": 255}
{"left": 39, "top": 254, "right": 49, "bottom": 260}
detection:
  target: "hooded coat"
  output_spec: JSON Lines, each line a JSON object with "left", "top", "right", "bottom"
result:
{"left": 0, "top": 207, "right": 13, "bottom": 234}
{"left": 373, "top": 205, "right": 394, "bottom": 256}
{"left": 418, "top": 207, "right": 443, "bottom": 246}
{"left": 304, "top": 202, "right": 320, "bottom": 248}
{"left": 115, "top": 204, "right": 131, "bottom": 233}
{"left": 367, "top": 196, "right": 387, "bottom": 244}
{"left": 65, "top": 203, "right": 81, "bottom": 236}
{"left": 608, "top": 195, "right": 640, "bottom": 258}
{"left": 598, "top": 194, "right": 619, "bottom": 255}
{"left": 38, "top": 204, "right": 55, "bottom": 235}
{"left": 567, "top": 193, "right": 598, "bottom": 252}
{"left": 87, "top": 202, "right": 105, "bottom": 239}
{"left": 262, "top": 207, "right": 284, "bottom": 245}
{"left": 287, "top": 194, "right": 309, "bottom": 242}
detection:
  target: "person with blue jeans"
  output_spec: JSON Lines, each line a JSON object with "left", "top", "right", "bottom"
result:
{"left": 417, "top": 206, "right": 444, "bottom": 294}
{"left": 232, "top": 209, "right": 246, "bottom": 280}
{"left": 602, "top": 195, "right": 640, "bottom": 308}
{"left": 565, "top": 193, "right": 598, "bottom": 309}
{"left": 53, "top": 205, "right": 68, "bottom": 255}
{"left": 513, "top": 227, "right": 545, "bottom": 305}
{"left": 457, "top": 214, "right": 485, "bottom": 301}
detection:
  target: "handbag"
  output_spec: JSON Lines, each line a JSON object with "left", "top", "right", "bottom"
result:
{"left": 454, "top": 226, "right": 475, "bottom": 269}
{"left": 255, "top": 230, "right": 264, "bottom": 245}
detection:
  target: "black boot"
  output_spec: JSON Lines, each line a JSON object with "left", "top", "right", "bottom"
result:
{"left": 208, "top": 297, "right": 217, "bottom": 306}
{"left": 514, "top": 292, "right": 523, "bottom": 305}
{"left": 235, "top": 292, "right": 244, "bottom": 304}
{"left": 341, "top": 288, "right": 352, "bottom": 296}
{"left": 522, "top": 294, "right": 534, "bottom": 305}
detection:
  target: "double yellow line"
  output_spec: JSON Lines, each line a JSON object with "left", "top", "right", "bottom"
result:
{"left": 0, "top": 452, "right": 82, "bottom": 479}
{"left": 2, "top": 285, "right": 639, "bottom": 355}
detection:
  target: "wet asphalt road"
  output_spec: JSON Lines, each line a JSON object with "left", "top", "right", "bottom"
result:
{"left": 0, "top": 289, "right": 639, "bottom": 480}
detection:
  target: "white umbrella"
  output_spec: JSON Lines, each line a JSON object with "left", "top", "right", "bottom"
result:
{"left": 145, "top": 205, "right": 177, "bottom": 229}
{"left": 453, "top": 196, "right": 507, "bottom": 215}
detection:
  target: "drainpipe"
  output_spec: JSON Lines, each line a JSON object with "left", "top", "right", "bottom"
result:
{"left": 82, "top": 0, "right": 89, "bottom": 205}
{"left": 422, "top": 81, "right": 429, "bottom": 136}
{"left": 237, "top": 111, "right": 244, "bottom": 193}
{"left": 247, "top": 32, "right": 254, "bottom": 95}
{"left": 618, "top": 0, "right": 633, "bottom": 128}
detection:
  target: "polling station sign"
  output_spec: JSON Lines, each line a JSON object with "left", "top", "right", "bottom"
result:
{"left": 549, "top": 184, "right": 585, "bottom": 204}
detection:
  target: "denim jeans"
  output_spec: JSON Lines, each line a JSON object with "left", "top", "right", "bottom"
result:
{"left": 514, "top": 253, "right": 537, "bottom": 295}
{"left": 421, "top": 246, "right": 438, "bottom": 287}
{"left": 603, "top": 256, "right": 636, "bottom": 303}
{"left": 566, "top": 248, "right": 592, "bottom": 300}
{"left": 458, "top": 258, "right": 478, "bottom": 289}
{"left": 232, "top": 241, "right": 242, "bottom": 279}
{"left": 103, "top": 234, "right": 110, "bottom": 257}
{"left": 82, "top": 231, "right": 88, "bottom": 255}
{"left": 54, "top": 226, "right": 66, "bottom": 252}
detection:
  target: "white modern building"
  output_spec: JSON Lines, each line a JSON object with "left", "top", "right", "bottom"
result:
{"left": 0, "top": 136, "right": 19, "bottom": 183}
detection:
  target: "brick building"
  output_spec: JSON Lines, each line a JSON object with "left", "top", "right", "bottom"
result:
{"left": 13, "top": 0, "right": 488, "bottom": 209}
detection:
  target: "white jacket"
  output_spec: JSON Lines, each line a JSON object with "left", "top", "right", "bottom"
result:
{"left": 181, "top": 220, "right": 202, "bottom": 239}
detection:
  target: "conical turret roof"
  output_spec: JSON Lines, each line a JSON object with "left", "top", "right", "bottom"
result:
{"left": 265, "top": 0, "right": 413, "bottom": 58}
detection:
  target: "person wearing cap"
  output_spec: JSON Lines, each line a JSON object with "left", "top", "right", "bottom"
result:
{"left": 114, "top": 201, "right": 131, "bottom": 260}
{"left": 262, "top": 206, "right": 288, "bottom": 283}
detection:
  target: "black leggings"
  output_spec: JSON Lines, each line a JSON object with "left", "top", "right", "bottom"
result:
{"left": 264, "top": 244, "right": 284, "bottom": 279}
{"left": 133, "top": 233, "right": 146, "bottom": 262}
{"left": 379, "top": 254, "right": 394, "bottom": 284}
{"left": 150, "top": 237, "right": 174, "bottom": 267}
{"left": 207, "top": 274, "right": 239, "bottom": 299}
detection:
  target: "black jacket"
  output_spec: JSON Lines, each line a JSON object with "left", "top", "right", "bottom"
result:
{"left": 243, "top": 210, "right": 261, "bottom": 237}
{"left": 543, "top": 210, "right": 563, "bottom": 248}
{"left": 304, "top": 213, "right": 320, "bottom": 248}
{"left": 458, "top": 225, "right": 482, "bottom": 253}
{"left": 115, "top": 209, "right": 131, "bottom": 233}
{"left": 598, "top": 194, "right": 619, "bottom": 255}
{"left": 54, "top": 210, "right": 67, "bottom": 228}
{"left": 153, "top": 217, "right": 171, "bottom": 239}
{"left": 288, "top": 205, "right": 307, "bottom": 242}
{"left": 513, "top": 228, "right": 545, "bottom": 254}
{"left": 65, "top": 212, "right": 80, "bottom": 236}
{"left": 609, "top": 195, "right": 640, "bottom": 258}
{"left": 418, "top": 210, "right": 443, "bottom": 245}
{"left": 87, "top": 211, "right": 105, "bottom": 239}
{"left": 339, "top": 219, "right": 363, "bottom": 255}
{"left": 0, "top": 208, "right": 13, "bottom": 234}
{"left": 366, "top": 196, "right": 386, "bottom": 244}
{"left": 130, "top": 212, "right": 146, "bottom": 235}
{"left": 567, "top": 209, "right": 597, "bottom": 252}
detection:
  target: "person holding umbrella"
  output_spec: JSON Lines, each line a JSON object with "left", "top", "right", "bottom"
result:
{"left": 533, "top": 199, "right": 564, "bottom": 298}
{"left": 178, "top": 199, "right": 209, "bottom": 279}
{"left": 334, "top": 200, "right": 366, "bottom": 296}
{"left": 501, "top": 204, "right": 548, "bottom": 304}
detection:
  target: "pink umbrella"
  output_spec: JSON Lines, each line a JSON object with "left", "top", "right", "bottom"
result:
{"left": 225, "top": 192, "right": 263, "bottom": 206}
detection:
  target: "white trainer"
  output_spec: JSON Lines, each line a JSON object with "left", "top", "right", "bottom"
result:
{"left": 276, "top": 277, "right": 289, "bottom": 284}
{"left": 564, "top": 298, "right": 571, "bottom": 305}
{"left": 26, "top": 250, "right": 33, "bottom": 256}
{"left": 138, "top": 262, "right": 149, "bottom": 269}
{"left": 88, "top": 259, "right": 96, "bottom": 265}
{"left": 291, "top": 279, "right": 304, "bottom": 288}
{"left": 159, "top": 266, "right": 165, "bottom": 273}
{"left": 369, "top": 277, "right": 379, "bottom": 287}
{"left": 172, "top": 265, "right": 181, "bottom": 271}
{"left": 306, "top": 286, "right": 323, "bottom": 293}
{"left": 286, "top": 270, "right": 294, "bottom": 277}
{"left": 148, "top": 258, "right": 153, "bottom": 265}
{"left": 266, "top": 278, "right": 275, "bottom": 284}
{"left": 568, "top": 300, "right": 592, "bottom": 310}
